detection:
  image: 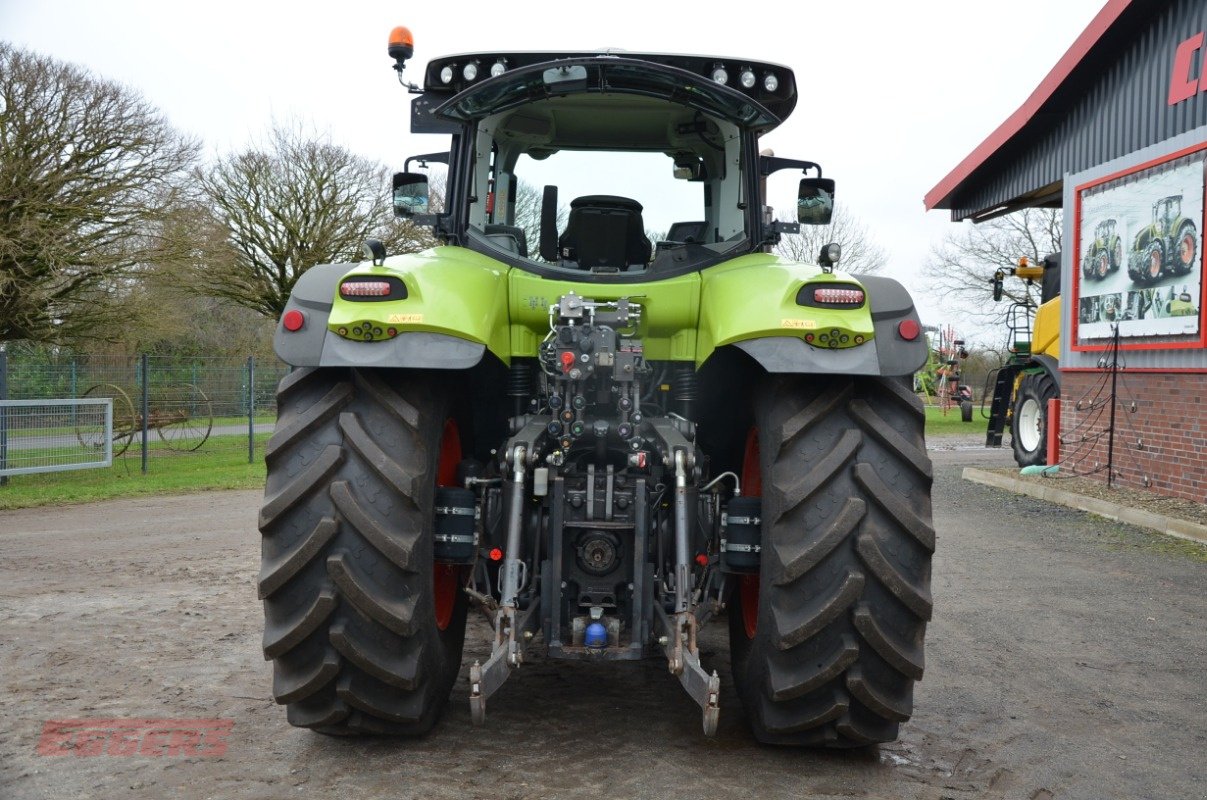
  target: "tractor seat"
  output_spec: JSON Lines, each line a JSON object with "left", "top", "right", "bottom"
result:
{"left": 558, "top": 195, "right": 652, "bottom": 270}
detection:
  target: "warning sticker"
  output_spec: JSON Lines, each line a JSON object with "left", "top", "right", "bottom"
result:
{"left": 781, "top": 319, "right": 816, "bottom": 329}
{"left": 388, "top": 314, "right": 424, "bottom": 324}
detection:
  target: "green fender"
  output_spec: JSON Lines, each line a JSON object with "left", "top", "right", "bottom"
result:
{"left": 273, "top": 246, "right": 511, "bottom": 369}
{"left": 697, "top": 254, "right": 927, "bottom": 376}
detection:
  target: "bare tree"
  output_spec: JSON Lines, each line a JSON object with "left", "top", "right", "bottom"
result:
{"left": 192, "top": 124, "right": 434, "bottom": 319}
{"left": 0, "top": 43, "right": 199, "bottom": 344}
{"left": 774, "top": 201, "right": 886, "bottom": 274}
{"left": 922, "top": 207, "right": 1062, "bottom": 324}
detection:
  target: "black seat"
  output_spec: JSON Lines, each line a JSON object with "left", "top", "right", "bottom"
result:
{"left": 558, "top": 195, "right": 651, "bottom": 270}
{"left": 484, "top": 223, "right": 528, "bottom": 257}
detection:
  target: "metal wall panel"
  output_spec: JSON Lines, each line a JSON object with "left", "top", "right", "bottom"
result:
{"left": 949, "top": 0, "right": 1207, "bottom": 220}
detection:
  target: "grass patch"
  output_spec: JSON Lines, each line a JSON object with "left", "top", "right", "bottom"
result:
{"left": 0, "top": 435, "right": 269, "bottom": 510}
{"left": 923, "top": 404, "right": 983, "bottom": 436}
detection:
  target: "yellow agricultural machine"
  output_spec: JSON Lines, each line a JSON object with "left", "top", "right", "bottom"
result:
{"left": 985, "top": 254, "right": 1061, "bottom": 467}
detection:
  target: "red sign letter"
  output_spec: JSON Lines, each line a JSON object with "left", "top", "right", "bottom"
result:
{"left": 1168, "top": 32, "right": 1204, "bottom": 106}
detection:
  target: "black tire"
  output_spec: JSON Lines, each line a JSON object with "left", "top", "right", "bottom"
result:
{"left": 1145, "top": 241, "right": 1164, "bottom": 283}
{"left": 1111, "top": 239, "right": 1123, "bottom": 273}
{"left": 258, "top": 367, "right": 469, "bottom": 735}
{"left": 729, "top": 375, "right": 934, "bottom": 747}
{"left": 1175, "top": 222, "right": 1197, "bottom": 274}
{"left": 1009, "top": 370, "right": 1059, "bottom": 468}
{"left": 960, "top": 399, "right": 973, "bottom": 423}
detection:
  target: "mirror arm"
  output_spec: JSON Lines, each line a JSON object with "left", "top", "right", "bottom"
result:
{"left": 404, "top": 151, "right": 451, "bottom": 172}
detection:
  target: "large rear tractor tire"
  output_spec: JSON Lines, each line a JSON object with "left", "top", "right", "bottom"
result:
{"left": 258, "top": 367, "right": 469, "bottom": 735}
{"left": 729, "top": 375, "right": 934, "bottom": 747}
{"left": 1010, "top": 370, "right": 1059, "bottom": 468}
{"left": 1176, "top": 222, "right": 1197, "bottom": 275}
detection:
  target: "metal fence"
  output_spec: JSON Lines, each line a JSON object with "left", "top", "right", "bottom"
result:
{"left": 0, "top": 398, "right": 113, "bottom": 476}
{"left": 0, "top": 352, "right": 289, "bottom": 478}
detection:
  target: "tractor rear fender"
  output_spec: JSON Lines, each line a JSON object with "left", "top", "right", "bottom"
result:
{"left": 273, "top": 247, "right": 511, "bottom": 369}
{"left": 700, "top": 261, "right": 927, "bottom": 376}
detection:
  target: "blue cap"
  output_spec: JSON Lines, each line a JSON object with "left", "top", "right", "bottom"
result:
{"left": 584, "top": 621, "right": 608, "bottom": 648}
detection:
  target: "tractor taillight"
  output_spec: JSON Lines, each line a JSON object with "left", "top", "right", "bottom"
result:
{"left": 813, "top": 287, "right": 865, "bottom": 305}
{"left": 898, "top": 319, "right": 920, "bottom": 341}
{"left": 282, "top": 309, "right": 305, "bottom": 332}
{"left": 340, "top": 280, "right": 392, "bottom": 298}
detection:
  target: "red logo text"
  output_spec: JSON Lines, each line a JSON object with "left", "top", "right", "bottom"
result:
{"left": 37, "top": 718, "right": 233, "bottom": 757}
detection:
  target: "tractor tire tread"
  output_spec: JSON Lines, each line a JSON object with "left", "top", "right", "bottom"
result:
{"left": 731, "top": 375, "right": 934, "bottom": 747}
{"left": 259, "top": 367, "right": 467, "bottom": 736}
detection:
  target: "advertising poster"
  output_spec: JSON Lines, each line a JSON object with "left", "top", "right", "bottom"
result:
{"left": 1076, "top": 152, "right": 1203, "bottom": 343}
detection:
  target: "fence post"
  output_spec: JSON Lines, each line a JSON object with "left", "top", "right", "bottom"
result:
{"left": 70, "top": 360, "right": 78, "bottom": 430}
{"left": 141, "top": 353, "right": 149, "bottom": 475}
{"left": 0, "top": 351, "right": 8, "bottom": 487}
{"left": 247, "top": 356, "right": 255, "bottom": 464}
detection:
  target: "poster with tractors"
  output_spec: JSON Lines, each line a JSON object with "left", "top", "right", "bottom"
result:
{"left": 1076, "top": 151, "right": 1203, "bottom": 342}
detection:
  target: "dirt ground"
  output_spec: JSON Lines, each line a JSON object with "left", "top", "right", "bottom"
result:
{"left": 1, "top": 438, "right": 1205, "bottom": 800}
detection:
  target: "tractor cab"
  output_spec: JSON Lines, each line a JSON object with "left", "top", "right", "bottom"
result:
{"left": 388, "top": 38, "right": 833, "bottom": 281}
{"left": 1154, "top": 195, "right": 1182, "bottom": 232}
{"left": 1095, "top": 218, "right": 1115, "bottom": 240}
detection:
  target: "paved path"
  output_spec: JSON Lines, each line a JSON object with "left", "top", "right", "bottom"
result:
{"left": 1, "top": 440, "right": 1204, "bottom": 799}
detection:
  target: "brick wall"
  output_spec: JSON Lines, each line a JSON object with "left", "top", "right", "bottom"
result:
{"left": 1057, "top": 370, "right": 1207, "bottom": 502}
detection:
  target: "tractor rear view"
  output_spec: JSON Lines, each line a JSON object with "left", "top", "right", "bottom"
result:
{"left": 257, "top": 28, "right": 934, "bottom": 746}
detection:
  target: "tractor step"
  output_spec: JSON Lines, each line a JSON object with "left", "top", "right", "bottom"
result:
{"left": 985, "top": 365, "right": 1020, "bottom": 447}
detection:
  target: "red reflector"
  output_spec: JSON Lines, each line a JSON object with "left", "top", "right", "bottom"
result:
{"left": 897, "top": 319, "right": 920, "bottom": 341}
{"left": 695, "top": 553, "right": 709, "bottom": 567}
{"left": 340, "top": 280, "right": 391, "bottom": 297}
{"left": 282, "top": 309, "right": 305, "bottom": 332}
{"left": 814, "top": 287, "right": 865, "bottom": 304}
{"left": 489, "top": 548, "right": 504, "bottom": 562}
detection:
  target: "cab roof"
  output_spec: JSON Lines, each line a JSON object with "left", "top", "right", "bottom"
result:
{"left": 421, "top": 50, "right": 797, "bottom": 131}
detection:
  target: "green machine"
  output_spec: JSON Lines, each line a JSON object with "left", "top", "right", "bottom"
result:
{"left": 259, "top": 27, "right": 933, "bottom": 746}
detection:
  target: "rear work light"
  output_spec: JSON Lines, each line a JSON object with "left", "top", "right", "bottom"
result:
{"left": 340, "top": 280, "right": 392, "bottom": 297}
{"left": 813, "top": 287, "right": 865, "bottom": 305}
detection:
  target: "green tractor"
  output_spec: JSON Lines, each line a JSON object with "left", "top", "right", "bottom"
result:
{"left": 1080, "top": 218, "right": 1121, "bottom": 281}
{"left": 258, "top": 28, "right": 933, "bottom": 746}
{"left": 1127, "top": 194, "right": 1198, "bottom": 284}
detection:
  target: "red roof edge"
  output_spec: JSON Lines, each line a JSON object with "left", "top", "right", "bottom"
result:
{"left": 924, "top": 0, "right": 1133, "bottom": 213}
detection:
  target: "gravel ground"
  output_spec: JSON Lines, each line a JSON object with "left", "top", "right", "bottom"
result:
{"left": 1, "top": 439, "right": 1205, "bottom": 800}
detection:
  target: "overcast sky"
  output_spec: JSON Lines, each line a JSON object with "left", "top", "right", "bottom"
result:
{"left": 3, "top": 0, "right": 1106, "bottom": 341}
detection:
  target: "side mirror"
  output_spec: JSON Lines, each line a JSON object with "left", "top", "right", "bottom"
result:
{"left": 392, "top": 171, "right": 429, "bottom": 217}
{"left": 797, "top": 177, "right": 835, "bottom": 225}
